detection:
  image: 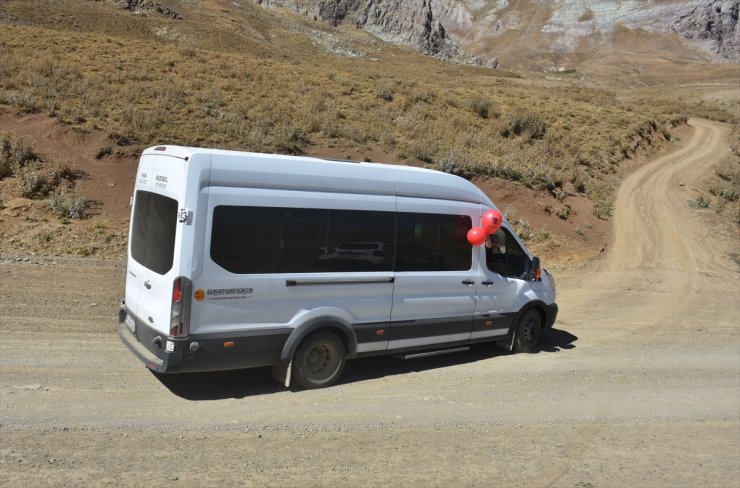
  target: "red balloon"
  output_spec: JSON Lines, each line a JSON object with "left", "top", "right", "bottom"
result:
{"left": 467, "top": 226, "right": 487, "bottom": 246}
{"left": 482, "top": 209, "right": 503, "bottom": 234}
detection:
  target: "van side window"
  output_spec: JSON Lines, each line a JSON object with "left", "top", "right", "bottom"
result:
{"left": 486, "top": 227, "right": 527, "bottom": 278}
{"left": 324, "top": 210, "right": 395, "bottom": 272}
{"left": 396, "top": 213, "right": 472, "bottom": 271}
{"left": 210, "top": 206, "right": 395, "bottom": 274}
{"left": 211, "top": 206, "right": 327, "bottom": 274}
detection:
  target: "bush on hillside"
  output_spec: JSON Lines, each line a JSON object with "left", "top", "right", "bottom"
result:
{"left": 501, "top": 111, "right": 547, "bottom": 140}
{"left": 48, "top": 188, "right": 87, "bottom": 220}
{"left": 0, "top": 131, "right": 37, "bottom": 177}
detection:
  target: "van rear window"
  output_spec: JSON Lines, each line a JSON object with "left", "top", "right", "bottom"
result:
{"left": 131, "top": 190, "right": 178, "bottom": 275}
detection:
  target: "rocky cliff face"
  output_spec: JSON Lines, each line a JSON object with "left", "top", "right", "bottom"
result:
{"left": 116, "top": 0, "right": 183, "bottom": 19}
{"left": 672, "top": 0, "right": 739, "bottom": 62}
{"left": 254, "top": 0, "right": 461, "bottom": 60}
{"left": 254, "top": 0, "right": 739, "bottom": 64}
{"left": 535, "top": 0, "right": 738, "bottom": 62}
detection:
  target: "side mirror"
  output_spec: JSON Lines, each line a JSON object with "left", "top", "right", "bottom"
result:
{"left": 528, "top": 256, "right": 542, "bottom": 282}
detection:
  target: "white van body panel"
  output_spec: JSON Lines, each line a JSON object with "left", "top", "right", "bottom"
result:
{"left": 119, "top": 146, "right": 557, "bottom": 379}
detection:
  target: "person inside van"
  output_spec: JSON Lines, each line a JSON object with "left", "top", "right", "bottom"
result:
{"left": 486, "top": 229, "right": 527, "bottom": 278}
{"left": 485, "top": 233, "right": 502, "bottom": 254}
{"left": 486, "top": 231, "right": 508, "bottom": 276}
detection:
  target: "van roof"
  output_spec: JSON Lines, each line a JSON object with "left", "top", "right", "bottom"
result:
{"left": 142, "top": 145, "right": 495, "bottom": 207}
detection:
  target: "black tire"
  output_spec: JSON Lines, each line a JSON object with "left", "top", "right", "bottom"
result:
{"left": 513, "top": 309, "right": 542, "bottom": 353}
{"left": 292, "top": 331, "right": 346, "bottom": 389}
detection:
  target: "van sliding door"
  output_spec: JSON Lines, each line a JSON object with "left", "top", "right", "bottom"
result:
{"left": 389, "top": 197, "right": 479, "bottom": 349}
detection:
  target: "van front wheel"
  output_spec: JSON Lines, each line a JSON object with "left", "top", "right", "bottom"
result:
{"left": 513, "top": 309, "right": 542, "bottom": 353}
{"left": 292, "top": 331, "right": 346, "bottom": 389}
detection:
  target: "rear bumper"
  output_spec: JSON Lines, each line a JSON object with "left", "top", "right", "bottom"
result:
{"left": 118, "top": 317, "right": 168, "bottom": 373}
{"left": 118, "top": 303, "right": 290, "bottom": 374}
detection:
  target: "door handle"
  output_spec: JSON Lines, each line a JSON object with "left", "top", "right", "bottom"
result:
{"left": 144, "top": 280, "right": 151, "bottom": 289}
{"left": 481, "top": 280, "right": 493, "bottom": 286}
{"left": 461, "top": 280, "right": 475, "bottom": 285}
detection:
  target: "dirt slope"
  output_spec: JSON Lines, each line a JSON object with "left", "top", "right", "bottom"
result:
{"left": 0, "top": 119, "right": 738, "bottom": 487}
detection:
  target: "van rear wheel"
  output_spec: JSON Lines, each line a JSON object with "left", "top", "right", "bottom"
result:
{"left": 292, "top": 331, "right": 346, "bottom": 389}
{"left": 513, "top": 309, "right": 542, "bottom": 353}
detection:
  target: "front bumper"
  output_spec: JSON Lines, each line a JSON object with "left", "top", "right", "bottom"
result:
{"left": 545, "top": 303, "right": 558, "bottom": 328}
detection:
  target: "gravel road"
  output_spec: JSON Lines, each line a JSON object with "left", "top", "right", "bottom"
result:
{"left": 1, "top": 119, "right": 738, "bottom": 487}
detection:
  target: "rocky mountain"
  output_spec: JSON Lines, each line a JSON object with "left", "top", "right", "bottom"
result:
{"left": 116, "top": 0, "right": 183, "bottom": 19}
{"left": 254, "top": 0, "right": 462, "bottom": 60}
{"left": 254, "top": 0, "right": 739, "bottom": 66}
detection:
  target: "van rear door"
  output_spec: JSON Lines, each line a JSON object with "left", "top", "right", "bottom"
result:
{"left": 125, "top": 154, "right": 186, "bottom": 335}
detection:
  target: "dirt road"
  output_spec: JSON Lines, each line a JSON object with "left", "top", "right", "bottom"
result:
{"left": 1, "top": 119, "right": 738, "bottom": 487}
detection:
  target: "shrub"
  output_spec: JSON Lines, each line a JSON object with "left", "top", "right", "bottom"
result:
{"left": 593, "top": 199, "right": 612, "bottom": 219}
{"left": 16, "top": 163, "right": 73, "bottom": 198}
{"left": 375, "top": 86, "right": 394, "bottom": 102}
{"left": 556, "top": 204, "right": 571, "bottom": 220}
{"left": 95, "top": 146, "right": 112, "bottom": 159}
{"left": 0, "top": 131, "right": 37, "bottom": 177}
{"left": 588, "top": 181, "right": 613, "bottom": 219}
{"left": 436, "top": 148, "right": 474, "bottom": 179}
{"left": 502, "top": 111, "right": 546, "bottom": 140}
{"left": 48, "top": 188, "right": 87, "bottom": 219}
{"left": 1, "top": 90, "right": 41, "bottom": 113}
{"left": 695, "top": 195, "right": 711, "bottom": 208}
{"left": 16, "top": 166, "right": 42, "bottom": 197}
{"left": 717, "top": 187, "right": 739, "bottom": 202}
{"left": 715, "top": 161, "right": 739, "bottom": 183}
{"left": 406, "top": 142, "right": 434, "bottom": 164}
{"left": 467, "top": 98, "right": 496, "bottom": 119}
{"left": 513, "top": 218, "right": 534, "bottom": 241}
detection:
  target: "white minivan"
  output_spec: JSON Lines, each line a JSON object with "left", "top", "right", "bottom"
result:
{"left": 119, "top": 146, "right": 558, "bottom": 388}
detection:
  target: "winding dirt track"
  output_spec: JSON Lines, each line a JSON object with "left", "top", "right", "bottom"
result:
{"left": 1, "top": 119, "right": 738, "bottom": 487}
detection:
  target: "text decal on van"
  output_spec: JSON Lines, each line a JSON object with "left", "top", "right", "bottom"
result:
{"left": 138, "top": 172, "right": 149, "bottom": 186}
{"left": 206, "top": 288, "right": 254, "bottom": 300}
{"left": 155, "top": 173, "right": 168, "bottom": 190}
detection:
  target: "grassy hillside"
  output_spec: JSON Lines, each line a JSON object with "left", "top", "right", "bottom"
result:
{"left": 0, "top": 0, "right": 736, "bottom": 260}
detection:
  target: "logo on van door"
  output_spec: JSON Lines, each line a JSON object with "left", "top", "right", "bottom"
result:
{"left": 205, "top": 288, "right": 254, "bottom": 300}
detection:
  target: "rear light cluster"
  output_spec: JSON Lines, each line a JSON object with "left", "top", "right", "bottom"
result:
{"left": 170, "top": 277, "right": 192, "bottom": 338}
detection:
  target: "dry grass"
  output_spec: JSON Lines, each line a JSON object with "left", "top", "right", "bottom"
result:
{"left": 709, "top": 127, "right": 740, "bottom": 223}
{"left": 0, "top": 0, "right": 718, "bottom": 217}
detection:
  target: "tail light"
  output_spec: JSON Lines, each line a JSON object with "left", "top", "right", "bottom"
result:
{"left": 170, "top": 277, "right": 192, "bottom": 337}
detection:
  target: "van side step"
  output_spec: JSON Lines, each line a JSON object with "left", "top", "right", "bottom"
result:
{"left": 396, "top": 346, "right": 469, "bottom": 360}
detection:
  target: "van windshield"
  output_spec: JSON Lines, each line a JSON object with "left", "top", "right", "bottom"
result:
{"left": 131, "top": 190, "right": 177, "bottom": 275}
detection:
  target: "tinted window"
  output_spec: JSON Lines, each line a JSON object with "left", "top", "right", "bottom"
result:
{"left": 396, "top": 213, "right": 472, "bottom": 271}
{"left": 131, "top": 190, "right": 178, "bottom": 275}
{"left": 486, "top": 227, "right": 527, "bottom": 278}
{"left": 324, "top": 210, "right": 395, "bottom": 272}
{"left": 211, "top": 206, "right": 395, "bottom": 274}
{"left": 211, "top": 206, "right": 327, "bottom": 274}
